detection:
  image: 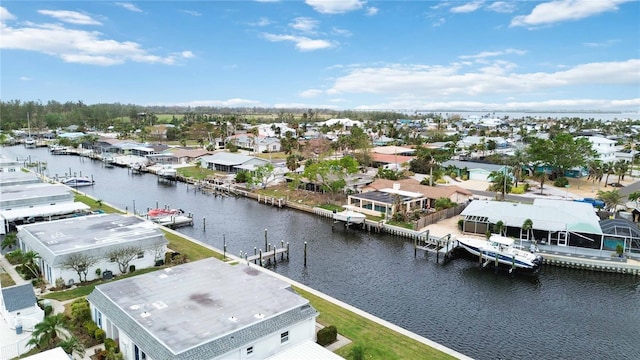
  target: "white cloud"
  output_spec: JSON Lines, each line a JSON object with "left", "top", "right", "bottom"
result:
{"left": 486, "top": 1, "right": 516, "bottom": 13}
{"left": 510, "top": 0, "right": 631, "bottom": 28}
{"left": 583, "top": 39, "right": 620, "bottom": 48}
{"left": 20, "top": 76, "right": 31, "bottom": 81}
{"left": 459, "top": 48, "right": 527, "bottom": 60}
{"left": 290, "top": 17, "right": 318, "bottom": 33}
{"left": 331, "top": 27, "right": 352, "bottom": 37}
{"left": 366, "top": 7, "right": 379, "bottom": 16}
{"left": 450, "top": 1, "right": 485, "bottom": 14}
{"left": 115, "top": 3, "right": 142, "bottom": 13}
{"left": 180, "top": 51, "right": 195, "bottom": 58}
{"left": 249, "top": 17, "right": 273, "bottom": 27}
{"left": 305, "top": 0, "right": 365, "bottom": 14}
{"left": 181, "top": 10, "right": 202, "bottom": 17}
{"left": 0, "top": 6, "right": 17, "bottom": 21}
{"left": 327, "top": 59, "right": 640, "bottom": 100}
{"left": 0, "top": 21, "right": 192, "bottom": 66}
{"left": 262, "top": 33, "right": 333, "bottom": 51}
{"left": 37, "top": 10, "right": 102, "bottom": 25}
{"left": 299, "top": 89, "right": 324, "bottom": 97}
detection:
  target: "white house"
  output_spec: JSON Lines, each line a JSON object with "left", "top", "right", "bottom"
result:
{"left": 16, "top": 214, "right": 168, "bottom": 286}
{"left": 0, "top": 283, "right": 44, "bottom": 332}
{"left": 582, "top": 136, "right": 616, "bottom": 163}
{"left": 87, "top": 258, "right": 324, "bottom": 360}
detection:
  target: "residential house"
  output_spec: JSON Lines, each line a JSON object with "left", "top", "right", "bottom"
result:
{"left": 0, "top": 283, "right": 44, "bottom": 332}
{"left": 360, "top": 178, "right": 472, "bottom": 210}
{"left": 442, "top": 160, "right": 509, "bottom": 182}
{"left": 199, "top": 152, "right": 271, "bottom": 173}
{"left": 0, "top": 171, "right": 41, "bottom": 187}
{"left": 582, "top": 135, "right": 616, "bottom": 163}
{"left": 460, "top": 199, "right": 603, "bottom": 248}
{"left": 0, "top": 182, "right": 90, "bottom": 234}
{"left": 16, "top": 214, "right": 168, "bottom": 286}
{"left": 347, "top": 182, "right": 427, "bottom": 218}
{"left": 87, "top": 258, "right": 324, "bottom": 360}
{"left": 0, "top": 157, "right": 23, "bottom": 173}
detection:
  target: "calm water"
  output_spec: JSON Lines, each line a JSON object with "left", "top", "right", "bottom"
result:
{"left": 5, "top": 146, "right": 640, "bottom": 360}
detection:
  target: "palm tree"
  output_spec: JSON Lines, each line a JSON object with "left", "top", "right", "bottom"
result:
{"left": 532, "top": 170, "right": 546, "bottom": 195}
{"left": 28, "top": 313, "right": 69, "bottom": 349}
{"left": 21, "top": 250, "right": 41, "bottom": 279}
{"left": 509, "top": 149, "right": 528, "bottom": 187}
{"left": 1, "top": 232, "right": 17, "bottom": 251}
{"left": 58, "top": 336, "right": 85, "bottom": 357}
{"left": 494, "top": 220, "right": 505, "bottom": 236}
{"left": 487, "top": 169, "right": 512, "bottom": 201}
{"left": 522, "top": 219, "right": 533, "bottom": 249}
{"left": 597, "top": 189, "right": 624, "bottom": 212}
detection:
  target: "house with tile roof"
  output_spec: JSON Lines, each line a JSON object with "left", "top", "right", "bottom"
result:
{"left": 87, "top": 258, "right": 324, "bottom": 360}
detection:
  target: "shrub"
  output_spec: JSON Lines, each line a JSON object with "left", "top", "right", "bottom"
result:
{"left": 84, "top": 320, "right": 99, "bottom": 336}
{"left": 129, "top": 264, "right": 136, "bottom": 273}
{"left": 554, "top": 177, "right": 569, "bottom": 187}
{"left": 44, "top": 305, "right": 53, "bottom": 316}
{"left": 450, "top": 171, "right": 457, "bottom": 178}
{"left": 104, "top": 338, "right": 117, "bottom": 352}
{"left": 55, "top": 277, "right": 65, "bottom": 289}
{"left": 72, "top": 299, "right": 92, "bottom": 325}
{"left": 5, "top": 250, "right": 24, "bottom": 265}
{"left": 461, "top": 174, "right": 469, "bottom": 181}
{"left": 511, "top": 186, "right": 525, "bottom": 195}
{"left": 95, "top": 328, "right": 106, "bottom": 342}
{"left": 458, "top": 219, "right": 464, "bottom": 230}
{"left": 317, "top": 325, "right": 338, "bottom": 346}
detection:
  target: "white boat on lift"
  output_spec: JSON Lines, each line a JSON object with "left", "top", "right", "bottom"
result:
{"left": 333, "top": 205, "right": 367, "bottom": 225}
{"left": 157, "top": 165, "right": 177, "bottom": 180}
{"left": 61, "top": 176, "right": 95, "bottom": 187}
{"left": 457, "top": 234, "right": 543, "bottom": 272}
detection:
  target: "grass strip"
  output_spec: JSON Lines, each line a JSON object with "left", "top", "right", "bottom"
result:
{"left": 293, "top": 287, "right": 456, "bottom": 360}
{"left": 161, "top": 230, "right": 224, "bottom": 261}
{"left": 0, "top": 272, "right": 15, "bottom": 287}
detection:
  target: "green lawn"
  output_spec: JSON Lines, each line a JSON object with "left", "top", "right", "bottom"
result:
{"left": 74, "top": 193, "right": 122, "bottom": 213}
{"left": 161, "top": 230, "right": 225, "bottom": 261}
{"left": 0, "top": 272, "right": 15, "bottom": 287}
{"left": 294, "top": 287, "right": 456, "bottom": 360}
{"left": 177, "top": 166, "right": 220, "bottom": 180}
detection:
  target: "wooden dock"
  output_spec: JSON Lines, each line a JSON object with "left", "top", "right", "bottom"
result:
{"left": 242, "top": 243, "right": 290, "bottom": 267}
{"left": 414, "top": 232, "right": 458, "bottom": 264}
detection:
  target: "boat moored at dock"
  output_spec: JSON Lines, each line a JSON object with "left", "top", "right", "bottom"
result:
{"left": 457, "top": 235, "right": 543, "bottom": 272}
{"left": 60, "top": 176, "right": 95, "bottom": 187}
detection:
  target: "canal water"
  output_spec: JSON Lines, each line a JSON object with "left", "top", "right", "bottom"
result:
{"left": 5, "top": 146, "right": 640, "bottom": 360}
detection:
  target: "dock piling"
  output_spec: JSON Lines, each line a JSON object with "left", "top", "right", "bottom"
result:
{"left": 304, "top": 241, "right": 307, "bottom": 267}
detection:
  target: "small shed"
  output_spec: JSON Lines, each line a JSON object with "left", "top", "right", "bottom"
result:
{"left": 0, "top": 283, "right": 44, "bottom": 331}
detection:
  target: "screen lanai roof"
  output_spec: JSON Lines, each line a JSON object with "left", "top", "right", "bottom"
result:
{"left": 0, "top": 202, "right": 90, "bottom": 222}
{"left": 87, "top": 258, "right": 317, "bottom": 360}
{"left": 17, "top": 213, "right": 167, "bottom": 266}
{"left": 0, "top": 183, "right": 73, "bottom": 203}
{"left": 461, "top": 199, "right": 602, "bottom": 234}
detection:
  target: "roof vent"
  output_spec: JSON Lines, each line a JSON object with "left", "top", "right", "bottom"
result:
{"left": 229, "top": 316, "right": 238, "bottom": 323}
{"left": 254, "top": 313, "right": 265, "bottom": 319}
{"left": 140, "top": 311, "right": 151, "bottom": 318}
{"left": 130, "top": 305, "right": 140, "bottom": 310}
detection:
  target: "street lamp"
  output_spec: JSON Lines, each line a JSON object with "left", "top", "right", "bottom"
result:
{"left": 565, "top": 184, "right": 570, "bottom": 199}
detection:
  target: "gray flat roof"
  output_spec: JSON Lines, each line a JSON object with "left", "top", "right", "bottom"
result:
{"left": 88, "top": 258, "right": 316, "bottom": 359}
{"left": 17, "top": 213, "right": 167, "bottom": 266}
{"left": 0, "top": 172, "right": 40, "bottom": 186}
{"left": 0, "top": 183, "right": 74, "bottom": 208}
{"left": 1, "top": 202, "right": 90, "bottom": 222}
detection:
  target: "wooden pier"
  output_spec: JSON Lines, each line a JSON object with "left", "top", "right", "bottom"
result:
{"left": 243, "top": 242, "right": 290, "bottom": 267}
{"left": 414, "top": 232, "right": 458, "bottom": 264}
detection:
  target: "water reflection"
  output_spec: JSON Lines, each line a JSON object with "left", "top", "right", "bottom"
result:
{"left": 3, "top": 146, "right": 640, "bottom": 360}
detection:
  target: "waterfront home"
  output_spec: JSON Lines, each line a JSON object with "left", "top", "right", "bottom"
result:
{"left": 347, "top": 182, "right": 427, "bottom": 218}
{"left": 87, "top": 258, "right": 327, "bottom": 360}
{"left": 0, "top": 171, "right": 40, "bottom": 186}
{"left": 0, "top": 157, "right": 23, "bottom": 173}
{"left": 199, "top": 152, "right": 271, "bottom": 173}
{"left": 460, "top": 199, "right": 603, "bottom": 248}
{"left": 0, "top": 283, "right": 44, "bottom": 332}
{"left": 361, "top": 178, "right": 472, "bottom": 209}
{"left": 0, "top": 182, "right": 90, "bottom": 234}
{"left": 16, "top": 213, "right": 168, "bottom": 286}
{"left": 581, "top": 135, "right": 617, "bottom": 163}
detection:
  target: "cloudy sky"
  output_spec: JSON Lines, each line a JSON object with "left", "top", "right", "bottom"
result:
{"left": 1, "top": 0, "right": 639, "bottom": 112}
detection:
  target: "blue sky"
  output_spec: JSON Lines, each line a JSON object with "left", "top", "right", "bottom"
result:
{"left": 1, "top": 1, "right": 639, "bottom": 112}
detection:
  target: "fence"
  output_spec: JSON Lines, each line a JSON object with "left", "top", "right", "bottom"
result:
{"left": 413, "top": 203, "right": 467, "bottom": 230}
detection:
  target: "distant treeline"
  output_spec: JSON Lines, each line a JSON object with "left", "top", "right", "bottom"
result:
{"left": 0, "top": 99, "right": 416, "bottom": 132}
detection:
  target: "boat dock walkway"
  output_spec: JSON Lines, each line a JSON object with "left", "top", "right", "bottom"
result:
{"left": 242, "top": 243, "right": 290, "bottom": 267}
{"left": 413, "top": 232, "right": 458, "bottom": 264}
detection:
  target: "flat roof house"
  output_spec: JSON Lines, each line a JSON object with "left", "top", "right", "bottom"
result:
{"left": 87, "top": 258, "right": 321, "bottom": 360}
{"left": 17, "top": 214, "right": 168, "bottom": 286}
{"left": 0, "top": 171, "right": 41, "bottom": 187}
